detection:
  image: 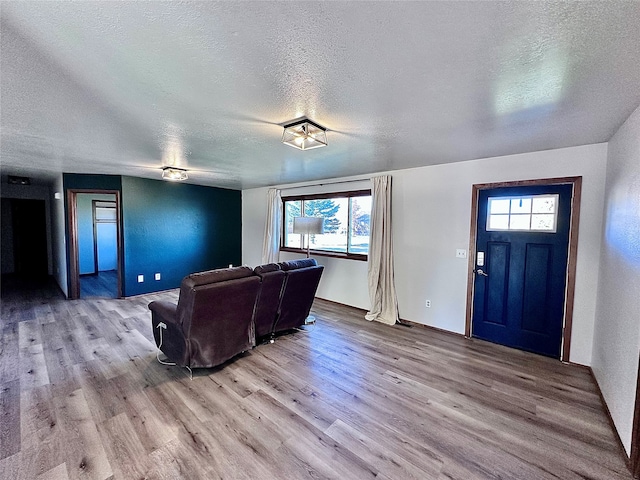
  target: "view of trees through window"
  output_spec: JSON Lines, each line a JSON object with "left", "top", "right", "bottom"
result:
{"left": 282, "top": 191, "right": 371, "bottom": 257}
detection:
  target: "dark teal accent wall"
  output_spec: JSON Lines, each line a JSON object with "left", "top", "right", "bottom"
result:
{"left": 121, "top": 176, "right": 242, "bottom": 296}
{"left": 62, "top": 173, "right": 241, "bottom": 298}
{"left": 63, "top": 174, "right": 122, "bottom": 191}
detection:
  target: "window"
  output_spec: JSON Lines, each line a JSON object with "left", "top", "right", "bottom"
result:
{"left": 282, "top": 190, "right": 371, "bottom": 259}
{"left": 487, "top": 194, "right": 558, "bottom": 232}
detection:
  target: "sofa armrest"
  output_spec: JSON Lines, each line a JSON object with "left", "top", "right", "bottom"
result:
{"left": 148, "top": 300, "right": 178, "bottom": 325}
{"left": 148, "top": 300, "right": 188, "bottom": 366}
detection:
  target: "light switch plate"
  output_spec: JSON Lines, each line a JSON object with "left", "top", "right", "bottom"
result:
{"left": 456, "top": 249, "right": 467, "bottom": 259}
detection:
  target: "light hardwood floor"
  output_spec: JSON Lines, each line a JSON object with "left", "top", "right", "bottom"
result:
{"left": 0, "top": 279, "right": 632, "bottom": 479}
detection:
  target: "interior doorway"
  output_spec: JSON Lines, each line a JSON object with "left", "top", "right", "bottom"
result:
{"left": 68, "top": 190, "right": 122, "bottom": 299}
{"left": 78, "top": 195, "right": 118, "bottom": 298}
{"left": 465, "top": 177, "right": 582, "bottom": 362}
{"left": 2, "top": 198, "right": 48, "bottom": 279}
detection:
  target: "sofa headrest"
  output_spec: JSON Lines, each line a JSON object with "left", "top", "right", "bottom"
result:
{"left": 254, "top": 263, "right": 281, "bottom": 275}
{"left": 183, "top": 266, "right": 254, "bottom": 287}
{"left": 278, "top": 258, "right": 318, "bottom": 271}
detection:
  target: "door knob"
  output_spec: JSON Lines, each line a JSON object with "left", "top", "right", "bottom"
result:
{"left": 475, "top": 268, "right": 488, "bottom": 277}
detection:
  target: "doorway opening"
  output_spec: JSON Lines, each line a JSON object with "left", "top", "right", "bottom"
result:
{"left": 465, "top": 177, "right": 582, "bottom": 362}
{"left": 68, "top": 190, "right": 122, "bottom": 299}
{"left": 1, "top": 198, "right": 48, "bottom": 285}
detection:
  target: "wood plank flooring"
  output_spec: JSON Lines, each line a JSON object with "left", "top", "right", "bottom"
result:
{"left": 0, "top": 279, "right": 632, "bottom": 479}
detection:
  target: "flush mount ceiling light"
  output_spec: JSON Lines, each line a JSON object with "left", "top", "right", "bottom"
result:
{"left": 162, "top": 166, "right": 188, "bottom": 181}
{"left": 282, "top": 118, "right": 328, "bottom": 150}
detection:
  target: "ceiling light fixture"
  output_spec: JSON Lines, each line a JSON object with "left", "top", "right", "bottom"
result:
{"left": 8, "top": 175, "right": 31, "bottom": 185}
{"left": 282, "top": 118, "right": 327, "bottom": 150}
{"left": 162, "top": 166, "right": 188, "bottom": 181}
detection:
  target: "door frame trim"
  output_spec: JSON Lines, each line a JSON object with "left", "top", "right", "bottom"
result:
{"left": 632, "top": 352, "right": 640, "bottom": 477}
{"left": 92, "top": 200, "right": 99, "bottom": 275}
{"left": 464, "top": 176, "right": 582, "bottom": 362}
{"left": 67, "top": 189, "right": 123, "bottom": 299}
{"left": 92, "top": 200, "right": 118, "bottom": 274}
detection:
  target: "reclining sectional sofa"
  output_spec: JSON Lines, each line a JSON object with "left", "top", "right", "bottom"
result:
{"left": 148, "top": 258, "right": 324, "bottom": 369}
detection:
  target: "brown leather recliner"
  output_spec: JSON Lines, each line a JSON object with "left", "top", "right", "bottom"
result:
{"left": 253, "top": 263, "right": 286, "bottom": 339}
{"left": 148, "top": 266, "right": 261, "bottom": 369}
{"left": 274, "top": 258, "right": 324, "bottom": 333}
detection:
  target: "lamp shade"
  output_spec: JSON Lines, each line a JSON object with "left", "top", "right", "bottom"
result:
{"left": 293, "top": 216, "right": 324, "bottom": 235}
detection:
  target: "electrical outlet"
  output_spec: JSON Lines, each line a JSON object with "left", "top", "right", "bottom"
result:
{"left": 456, "top": 249, "right": 467, "bottom": 259}
{"left": 137, "top": 275, "right": 144, "bottom": 283}
{"left": 154, "top": 273, "right": 161, "bottom": 281}
{"left": 425, "top": 299, "right": 432, "bottom": 308}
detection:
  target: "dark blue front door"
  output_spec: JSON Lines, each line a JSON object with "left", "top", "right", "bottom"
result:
{"left": 472, "top": 184, "right": 573, "bottom": 358}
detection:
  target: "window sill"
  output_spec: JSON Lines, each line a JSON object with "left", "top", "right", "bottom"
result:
{"left": 280, "top": 247, "right": 368, "bottom": 262}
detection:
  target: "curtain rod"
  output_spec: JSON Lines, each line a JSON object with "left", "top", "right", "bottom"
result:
{"left": 278, "top": 177, "right": 370, "bottom": 191}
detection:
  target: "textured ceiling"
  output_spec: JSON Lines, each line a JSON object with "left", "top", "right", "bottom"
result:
{"left": 1, "top": 1, "right": 640, "bottom": 190}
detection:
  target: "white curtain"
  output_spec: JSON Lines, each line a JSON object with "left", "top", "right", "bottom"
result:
{"left": 261, "top": 188, "right": 282, "bottom": 265}
{"left": 365, "top": 175, "right": 399, "bottom": 325}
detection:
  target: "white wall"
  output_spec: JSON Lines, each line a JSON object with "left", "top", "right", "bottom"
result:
{"left": 592, "top": 104, "right": 640, "bottom": 456}
{"left": 51, "top": 175, "right": 68, "bottom": 297}
{"left": 1, "top": 182, "right": 53, "bottom": 275}
{"left": 241, "top": 187, "right": 267, "bottom": 268}
{"left": 393, "top": 144, "right": 607, "bottom": 367}
{"left": 243, "top": 143, "right": 608, "bottom": 365}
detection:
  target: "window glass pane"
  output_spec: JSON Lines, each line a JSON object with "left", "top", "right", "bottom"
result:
{"left": 95, "top": 207, "right": 116, "bottom": 221}
{"left": 350, "top": 196, "right": 371, "bottom": 254}
{"left": 488, "top": 214, "right": 509, "bottom": 230}
{"left": 531, "top": 214, "right": 556, "bottom": 231}
{"left": 509, "top": 214, "right": 531, "bottom": 230}
{"left": 305, "top": 198, "right": 348, "bottom": 253}
{"left": 510, "top": 198, "right": 532, "bottom": 214}
{"left": 532, "top": 195, "right": 557, "bottom": 213}
{"left": 282, "top": 192, "right": 371, "bottom": 256}
{"left": 284, "top": 200, "right": 302, "bottom": 248}
{"left": 487, "top": 194, "right": 558, "bottom": 233}
{"left": 489, "top": 198, "right": 510, "bottom": 214}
